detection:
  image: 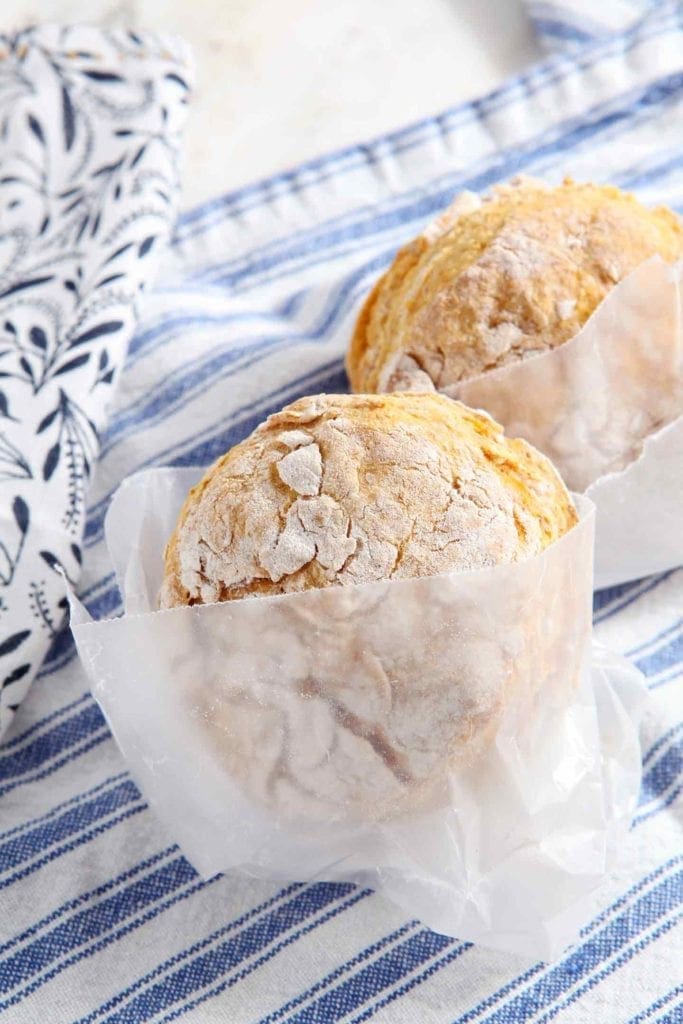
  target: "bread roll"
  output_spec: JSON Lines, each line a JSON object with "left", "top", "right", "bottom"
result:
{"left": 160, "top": 391, "right": 576, "bottom": 607}
{"left": 347, "top": 177, "right": 683, "bottom": 393}
{"left": 160, "top": 392, "right": 581, "bottom": 823}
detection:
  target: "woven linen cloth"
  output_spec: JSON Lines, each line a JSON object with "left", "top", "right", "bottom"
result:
{"left": 1, "top": 2, "right": 681, "bottom": 1022}
{"left": 0, "top": 25, "right": 191, "bottom": 737}
{"left": 526, "top": 1, "right": 661, "bottom": 51}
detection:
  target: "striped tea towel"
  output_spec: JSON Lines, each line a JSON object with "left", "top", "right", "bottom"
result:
{"left": 527, "top": 1, "right": 659, "bottom": 51}
{"left": 0, "top": 2, "right": 681, "bottom": 1022}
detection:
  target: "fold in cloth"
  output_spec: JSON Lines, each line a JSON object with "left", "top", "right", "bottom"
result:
{"left": 0, "top": 26, "right": 191, "bottom": 734}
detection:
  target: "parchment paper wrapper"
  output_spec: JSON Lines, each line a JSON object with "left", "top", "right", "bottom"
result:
{"left": 70, "top": 468, "right": 647, "bottom": 960}
{"left": 445, "top": 256, "right": 683, "bottom": 589}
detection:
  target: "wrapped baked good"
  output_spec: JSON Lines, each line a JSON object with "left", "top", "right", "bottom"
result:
{"left": 348, "top": 178, "right": 683, "bottom": 586}
{"left": 71, "top": 393, "right": 646, "bottom": 958}
{"left": 159, "top": 393, "right": 576, "bottom": 821}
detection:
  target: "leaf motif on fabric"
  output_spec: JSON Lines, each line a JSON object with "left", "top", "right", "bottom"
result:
{"left": 0, "top": 276, "right": 54, "bottom": 300}
{"left": 19, "top": 356, "right": 34, "bottom": 382}
{"left": 138, "top": 236, "right": 155, "bottom": 257}
{"left": 37, "top": 406, "right": 59, "bottom": 433}
{"left": 0, "top": 432, "right": 32, "bottom": 481}
{"left": 39, "top": 550, "right": 62, "bottom": 572}
{"left": 29, "top": 326, "right": 48, "bottom": 350}
{"left": 0, "top": 630, "right": 30, "bottom": 658}
{"left": 43, "top": 441, "right": 60, "bottom": 480}
{"left": 0, "top": 391, "right": 18, "bottom": 421}
{"left": 84, "top": 70, "right": 124, "bottom": 83}
{"left": 12, "top": 496, "right": 29, "bottom": 535}
{"left": 62, "top": 84, "right": 76, "bottom": 150}
{"left": 2, "top": 663, "right": 31, "bottom": 688}
{"left": 27, "top": 113, "right": 45, "bottom": 144}
{"left": 54, "top": 353, "right": 90, "bottom": 376}
{"left": 70, "top": 321, "right": 123, "bottom": 347}
{"left": 165, "top": 72, "right": 190, "bottom": 90}
{"left": 130, "top": 144, "right": 146, "bottom": 168}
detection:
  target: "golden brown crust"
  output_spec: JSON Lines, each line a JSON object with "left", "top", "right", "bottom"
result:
{"left": 347, "top": 177, "right": 683, "bottom": 393}
{"left": 160, "top": 391, "right": 577, "bottom": 608}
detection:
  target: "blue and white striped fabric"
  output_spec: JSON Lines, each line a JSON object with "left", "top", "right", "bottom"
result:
{"left": 526, "top": 1, "right": 658, "bottom": 51}
{"left": 1, "top": 2, "right": 682, "bottom": 1021}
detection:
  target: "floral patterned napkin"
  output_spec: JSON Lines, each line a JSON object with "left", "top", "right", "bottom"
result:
{"left": 0, "top": 25, "right": 191, "bottom": 736}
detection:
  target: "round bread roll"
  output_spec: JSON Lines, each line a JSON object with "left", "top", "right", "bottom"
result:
{"left": 160, "top": 392, "right": 581, "bottom": 823}
{"left": 160, "top": 391, "right": 576, "bottom": 606}
{"left": 347, "top": 177, "right": 683, "bottom": 393}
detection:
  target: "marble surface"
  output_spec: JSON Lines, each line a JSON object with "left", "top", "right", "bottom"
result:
{"left": 1, "top": 1, "right": 538, "bottom": 209}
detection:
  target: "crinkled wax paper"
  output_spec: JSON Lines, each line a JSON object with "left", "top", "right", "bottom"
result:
{"left": 70, "top": 468, "right": 647, "bottom": 960}
{"left": 448, "top": 257, "right": 683, "bottom": 588}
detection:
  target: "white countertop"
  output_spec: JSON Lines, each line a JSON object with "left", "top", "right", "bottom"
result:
{"left": 1, "top": 0, "right": 538, "bottom": 209}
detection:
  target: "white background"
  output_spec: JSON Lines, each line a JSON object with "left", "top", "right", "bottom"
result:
{"left": 1, "top": 0, "right": 537, "bottom": 207}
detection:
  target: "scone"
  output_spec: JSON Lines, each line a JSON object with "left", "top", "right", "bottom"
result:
{"left": 347, "top": 177, "right": 683, "bottom": 393}
{"left": 160, "top": 392, "right": 576, "bottom": 606}
{"left": 159, "top": 394, "right": 583, "bottom": 824}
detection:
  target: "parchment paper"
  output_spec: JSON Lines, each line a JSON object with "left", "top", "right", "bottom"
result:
{"left": 448, "top": 257, "right": 683, "bottom": 588}
{"left": 70, "top": 468, "right": 648, "bottom": 959}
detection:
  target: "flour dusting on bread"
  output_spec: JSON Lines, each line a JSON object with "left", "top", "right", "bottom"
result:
{"left": 160, "top": 392, "right": 576, "bottom": 608}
